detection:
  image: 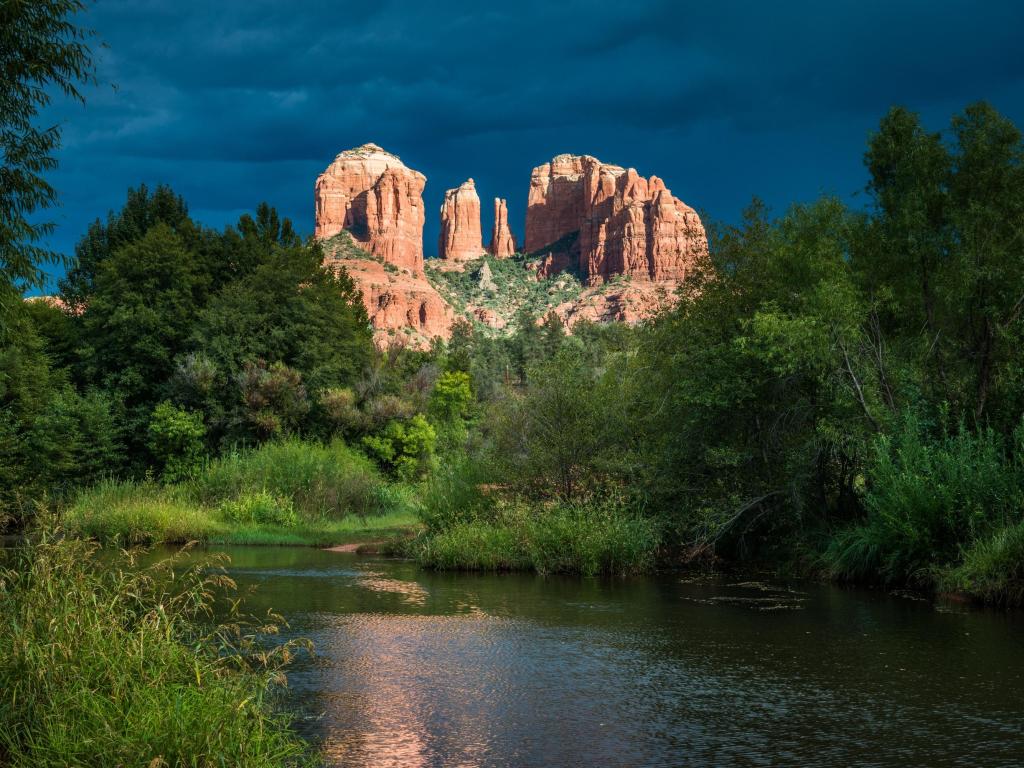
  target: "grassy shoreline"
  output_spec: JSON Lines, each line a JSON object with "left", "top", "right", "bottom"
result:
{"left": 62, "top": 440, "right": 422, "bottom": 548}
{"left": 0, "top": 530, "right": 314, "bottom": 766}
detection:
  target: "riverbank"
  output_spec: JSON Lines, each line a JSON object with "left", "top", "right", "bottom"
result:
{"left": 0, "top": 531, "right": 312, "bottom": 766}
{"left": 62, "top": 440, "right": 422, "bottom": 547}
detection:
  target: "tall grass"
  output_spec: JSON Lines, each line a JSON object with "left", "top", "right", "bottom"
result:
{"left": 65, "top": 479, "right": 225, "bottom": 545}
{"left": 824, "top": 418, "right": 1024, "bottom": 586}
{"left": 940, "top": 521, "right": 1024, "bottom": 606}
{"left": 64, "top": 439, "right": 420, "bottom": 546}
{"left": 193, "top": 439, "right": 395, "bottom": 519}
{"left": 416, "top": 500, "right": 660, "bottom": 576}
{"left": 0, "top": 528, "right": 312, "bottom": 766}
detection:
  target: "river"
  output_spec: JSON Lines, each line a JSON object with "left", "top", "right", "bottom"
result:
{"left": 193, "top": 546, "right": 1024, "bottom": 767}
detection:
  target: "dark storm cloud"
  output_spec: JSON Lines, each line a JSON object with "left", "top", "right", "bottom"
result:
{"left": 38, "top": 0, "right": 1024, "bottom": 287}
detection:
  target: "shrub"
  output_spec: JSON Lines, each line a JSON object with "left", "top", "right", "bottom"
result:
{"left": 0, "top": 528, "right": 311, "bottom": 766}
{"left": 362, "top": 415, "right": 437, "bottom": 481}
{"left": 148, "top": 400, "right": 206, "bottom": 483}
{"left": 193, "top": 438, "right": 394, "bottom": 519}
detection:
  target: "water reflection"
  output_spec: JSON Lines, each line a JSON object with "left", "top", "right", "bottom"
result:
{"left": 157, "top": 546, "right": 1024, "bottom": 767}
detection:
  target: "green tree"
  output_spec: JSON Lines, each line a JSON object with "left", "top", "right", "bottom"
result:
{"left": 0, "top": 0, "right": 95, "bottom": 302}
{"left": 147, "top": 401, "right": 205, "bottom": 483}
{"left": 80, "top": 223, "right": 210, "bottom": 452}
{"left": 362, "top": 414, "right": 437, "bottom": 481}
{"left": 60, "top": 185, "right": 196, "bottom": 308}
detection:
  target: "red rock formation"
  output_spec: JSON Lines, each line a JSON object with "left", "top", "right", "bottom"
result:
{"left": 524, "top": 154, "right": 707, "bottom": 286}
{"left": 438, "top": 179, "right": 484, "bottom": 261}
{"left": 324, "top": 255, "right": 454, "bottom": 349}
{"left": 524, "top": 154, "right": 590, "bottom": 256}
{"left": 554, "top": 282, "right": 679, "bottom": 328}
{"left": 488, "top": 197, "right": 516, "bottom": 258}
{"left": 315, "top": 143, "right": 426, "bottom": 273}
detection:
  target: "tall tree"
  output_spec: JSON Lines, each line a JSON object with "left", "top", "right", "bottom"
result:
{"left": 0, "top": 0, "right": 95, "bottom": 310}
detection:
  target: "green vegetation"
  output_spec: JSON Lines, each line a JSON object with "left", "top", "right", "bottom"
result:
{"left": 64, "top": 440, "right": 420, "bottom": 546}
{"left": 0, "top": 530, "right": 312, "bottom": 766}
{"left": 426, "top": 254, "right": 584, "bottom": 334}
{"left": 414, "top": 499, "right": 658, "bottom": 575}
{"left": 9, "top": 95, "right": 1024, "bottom": 604}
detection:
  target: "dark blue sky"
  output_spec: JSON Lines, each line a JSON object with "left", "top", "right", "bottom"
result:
{"left": 39, "top": 0, "right": 1024, "bottom": 288}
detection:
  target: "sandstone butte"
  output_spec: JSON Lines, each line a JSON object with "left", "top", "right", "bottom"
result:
{"left": 316, "top": 144, "right": 453, "bottom": 347}
{"left": 437, "top": 179, "right": 485, "bottom": 262}
{"left": 524, "top": 153, "right": 707, "bottom": 286}
{"left": 315, "top": 143, "right": 427, "bottom": 273}
{"left": 488, "top": 197, "right": 516, "bottom": 258}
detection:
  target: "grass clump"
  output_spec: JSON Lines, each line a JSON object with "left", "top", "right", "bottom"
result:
{"left": 194, "top": 439, "right": 395, "bottom": 519}
{"left": 0, "top": 528, "right": 312, "bottom": 767}
{"left": 415, "top": 493, "right": 659, "bottom": 576}
{"left": 939, "top": 521, "right": 1024, "bottom": 606}
{"left": 64, "top": 479, "right": 225, "bottom": 545}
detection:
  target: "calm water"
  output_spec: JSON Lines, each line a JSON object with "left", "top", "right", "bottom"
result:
{"left": 194, "top": 546, "right": 1024, "bottom": 767}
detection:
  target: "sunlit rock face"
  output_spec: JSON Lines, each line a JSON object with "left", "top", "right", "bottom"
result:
{"left": 437, "top": 179, "right": 484, "bottom": 262}
{"left": 488, "top": 197, "right": 516, "bottom": 258}
{"left": 316, "top": 144, "right": 451, "bottom": 348}
{"left": 314, "top": 143, "right": 427, "bottom": 273}
{"left": 524, "top": 154, "right": 707, "bottom": 285}
{"left": 325, "top": 257, "right": 454, "bottom": 349}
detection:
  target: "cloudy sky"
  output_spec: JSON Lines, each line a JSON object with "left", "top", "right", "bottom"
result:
{"left": 40, "top": 0, "right": 1024, "bottom": 286}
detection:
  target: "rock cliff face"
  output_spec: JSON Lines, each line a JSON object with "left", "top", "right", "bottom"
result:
{"left": 316, "top": 144, "right": 452, "bottom": 348}
{"left": 438, "top": 179, "right": 484, "bottom": 262}
{"left": 524, "top": 154, "right": 706, "bottom": 286}
{"left": 314, "top": 143, "right": 426, "bottom": 273}
{"left": 326, "top": 255, "right": 454, "bottom": 349}
{"left": 488, "top": 198, "right": 516, "bottom": 258}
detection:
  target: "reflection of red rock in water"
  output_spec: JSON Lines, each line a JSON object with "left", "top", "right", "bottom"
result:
{"left": 525, "top": 154, "right": 707, "bottom": 285}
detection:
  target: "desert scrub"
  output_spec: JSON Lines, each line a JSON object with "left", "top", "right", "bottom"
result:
{"left": 0, "top": 529, "right": 313, "bottom": 767}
